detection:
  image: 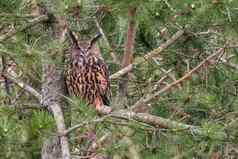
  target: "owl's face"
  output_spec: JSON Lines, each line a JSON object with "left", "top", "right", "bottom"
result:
{"left": 71, "top": 41, "right": 101, "bottom": 60}
{"left": 78, "top": 41, "right": 100, "bottom": 56}
{"left": 67, "top": 30, "right": 102, "bottom": 57}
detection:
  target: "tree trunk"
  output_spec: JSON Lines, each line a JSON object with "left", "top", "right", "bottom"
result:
{"left": 31, "top": 2, "right": 70, "bottom": 159}
{"left": 41, "top": 22, "right": 70, "bottom": 159}
{"left": 118, "top": 8, "right": 137, "bottom": 97}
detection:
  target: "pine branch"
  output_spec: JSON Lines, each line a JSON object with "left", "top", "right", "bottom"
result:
{"left": 109, "top": 109, "right": 226, "bottom": 140}
{"left": 0, "top": 15, "right": 48, "bottom": 42}
{"left": 110, "top": 25, "right": 188, "bottom": 80}
{"left": 131, "top": 47, "right": 225, "bottom": 112}
{"left": 65, "top": 106, "right": 227, "bottom": 140}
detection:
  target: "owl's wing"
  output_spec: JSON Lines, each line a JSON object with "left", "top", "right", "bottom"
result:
{"left": 93, "top": 58, "right": 111, "bottom": 106}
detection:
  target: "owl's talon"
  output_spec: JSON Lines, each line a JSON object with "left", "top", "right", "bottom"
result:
{"left": 97, "top": 105, "right": 112, "bottom": 114}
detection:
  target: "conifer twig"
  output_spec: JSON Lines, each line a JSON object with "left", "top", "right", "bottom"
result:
{"left": 221, "top": 57, "right": 238, "bottom": 71}
{"left": 0, "top": 15, "right": 48, "bottom": 42}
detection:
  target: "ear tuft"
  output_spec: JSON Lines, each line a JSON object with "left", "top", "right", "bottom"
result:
{"left": 67, "top": 30, "right": 79, "bottom": 49}
{"left": 87, "top": 33, "right": 102, "bottom": 51}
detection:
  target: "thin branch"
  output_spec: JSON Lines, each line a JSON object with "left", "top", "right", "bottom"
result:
{"left": 131, "top": 47, "right": 225, "bottom": 112}
{"left": 160, "top": 67, "right": 182, "bottom": 89}
{"left": 4, "top": 73, "right": 42, "bottom": 102}
{"left": 152, "top": 68, "right": 173, "bottom": 92}
{"left": 110, "top": 25, "right": 188, "bottom": 80}
{"left": 0, "top": 13, "right": 38, "bottom": 18}
{"left": 0, "top": 15, "right": 48, "bottom": 42}
{"left": 117, "top": 112, "right": 226, "bottom": 139}
{"left": 63, "top": 115, "right": 111, "bottom": 135}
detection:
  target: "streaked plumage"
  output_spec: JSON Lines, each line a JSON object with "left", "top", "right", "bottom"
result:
{"left": 65, "top": 31, "right": 111, "bottom": 110}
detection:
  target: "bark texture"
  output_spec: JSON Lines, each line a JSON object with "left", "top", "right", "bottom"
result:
{"left": 37, "top": 4, "right": 70, "bottom": 159}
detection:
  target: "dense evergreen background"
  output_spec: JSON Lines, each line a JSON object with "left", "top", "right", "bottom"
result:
{"left": 1, "top": 0, "right": 238, "bottom": 158}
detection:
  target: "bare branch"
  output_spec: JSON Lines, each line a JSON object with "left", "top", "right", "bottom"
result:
{"left": 63, "top": 115, "right": 111, "bottom": 135}
{"left": 96, "top": 106, "right": 227, "bottom": 140}
{"left": 112, "top": 111, "right": 226, "bottom": 139}
{"left": 4, "top": 73, "right": 42, "bottom": 102}
{"left": 160, "top": 67, "right": 182, "bottom": 89}
{"left": 110, "top": 26, "right": 188, "bottom": 80}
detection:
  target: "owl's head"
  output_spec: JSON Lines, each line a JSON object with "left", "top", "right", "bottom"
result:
{"left": 67, "top": 30, "right": 102, "bottom": 57}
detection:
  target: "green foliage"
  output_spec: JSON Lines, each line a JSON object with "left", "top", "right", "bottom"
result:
{"left": 0, "top": 0, "right": 22, "bottom": 13}
{"left": 0, "top": 106, "right": 54, "bottom": 158}
{"left": 68, "top": 96, "right": 97, "bottom": 121}
{"left": 201, "top": 121, "right": 225, "bottom": 140}
{"left": 30, "top": 111, "right": 55, "bottom": 136}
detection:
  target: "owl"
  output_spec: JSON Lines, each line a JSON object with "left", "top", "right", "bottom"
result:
{"left": 65, "top": 30, "right": 111, "bottom": 111}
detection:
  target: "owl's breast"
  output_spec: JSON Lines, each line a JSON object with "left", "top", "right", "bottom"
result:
{"left": 65, "top": 53, "right": 110, "bottom": 108}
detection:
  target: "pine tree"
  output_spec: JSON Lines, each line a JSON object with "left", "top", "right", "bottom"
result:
{"left": 1, "top": 0, "right": 238, "bottom": 158}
